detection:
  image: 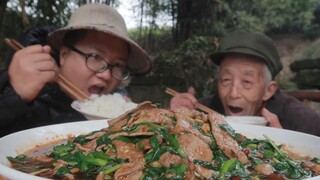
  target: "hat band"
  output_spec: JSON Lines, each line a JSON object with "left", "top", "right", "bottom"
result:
{"left": 225, "top": 46, "right": 277, "bottom": 77}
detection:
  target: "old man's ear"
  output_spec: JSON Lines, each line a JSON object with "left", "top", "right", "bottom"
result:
{"left": 263, "top": 81, "right": 278, "bottom": 101}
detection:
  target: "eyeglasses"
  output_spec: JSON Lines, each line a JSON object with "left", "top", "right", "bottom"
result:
{"left": 68, "top": 46, "right": 130, "bottom": 80}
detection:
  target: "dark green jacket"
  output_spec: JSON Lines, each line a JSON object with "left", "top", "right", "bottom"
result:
{"left": 199, "top": 90, "right": 320, "bottom": 137}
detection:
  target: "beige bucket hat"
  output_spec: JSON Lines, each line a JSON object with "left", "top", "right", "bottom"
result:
{"left": 48, "top": 3, "right": 152, "bottom": 75}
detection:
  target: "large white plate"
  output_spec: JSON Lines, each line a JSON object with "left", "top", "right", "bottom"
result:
{"left": 0, "top": 120, "right": 319, "bottom": 180}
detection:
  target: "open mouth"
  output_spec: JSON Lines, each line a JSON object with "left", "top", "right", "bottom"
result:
{"left": 88, "top": 85, "right": 104, "bottom": 95}
{"left": 228, "top": 105, "right": 244, "bottom": 115}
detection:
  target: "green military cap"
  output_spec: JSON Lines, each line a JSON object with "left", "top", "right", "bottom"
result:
{"left": 210, "top": 30, "right": 283, "bottom": 78}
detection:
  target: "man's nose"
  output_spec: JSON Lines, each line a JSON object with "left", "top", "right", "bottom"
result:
{"left": 229, "top": 82, "right": 241, "bottom": 98}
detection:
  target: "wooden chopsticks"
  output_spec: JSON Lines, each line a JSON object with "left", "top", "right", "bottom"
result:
{"left": 4, "top": 38, "right": 89, "bottom": 101}
{"left": 56, "top": 74, "right": 89, "bottom": 101}
{"left": 165, "top": 87, "right": 218, "bottom": 114}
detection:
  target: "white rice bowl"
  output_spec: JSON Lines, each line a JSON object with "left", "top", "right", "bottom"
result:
{"left": 225, "top": 116, "right": 268, "bottom": 126}
{"left": 72, "top": 93, "right": 137, "bottom": 120}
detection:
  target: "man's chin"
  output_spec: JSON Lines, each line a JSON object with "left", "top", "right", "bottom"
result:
{"left": 225, "top": 111, "right": 244, "bottom": 116}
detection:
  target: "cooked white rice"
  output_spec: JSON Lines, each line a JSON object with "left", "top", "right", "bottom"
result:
{"left": 78, "top": 93, "right": 137, "bottom": 118}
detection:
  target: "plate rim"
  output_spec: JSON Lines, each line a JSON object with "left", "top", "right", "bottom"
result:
{"left": 0, "top": 121, "right": 319, "bottom": 180}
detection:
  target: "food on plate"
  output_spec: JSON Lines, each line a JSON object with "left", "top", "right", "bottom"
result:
{"left": 7, "top": 102, "right": 320, "bottom": 179}
{"left": 77, "top": 93, "right": 137, "bottom": 118}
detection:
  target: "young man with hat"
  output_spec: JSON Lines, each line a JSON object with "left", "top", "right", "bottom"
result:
{"left": 0, "top": 4, "right": 151, "bottom": 137}
{"left": 170, "top": 30, "right": 320, "bottom": 136}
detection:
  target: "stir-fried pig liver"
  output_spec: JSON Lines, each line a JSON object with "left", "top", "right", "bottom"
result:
{"left": 208, "top": 114, "right": 248, "bottom": 164}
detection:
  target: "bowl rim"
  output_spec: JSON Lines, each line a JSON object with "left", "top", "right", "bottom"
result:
{"left": 225, "top": 116, "right": 268, "bottom": 125}
{"left": 71, "top": 100, "right": 110, "bottom": 119}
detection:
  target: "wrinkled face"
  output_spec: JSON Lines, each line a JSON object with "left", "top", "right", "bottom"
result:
{"left": 218, "top": 54, "right": 269, "bottom": 116}
{"left": 59, "top": 31, "right": 128, "bottom": 97}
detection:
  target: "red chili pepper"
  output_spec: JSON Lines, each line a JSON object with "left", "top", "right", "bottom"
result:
{"left": 243, "top": 148, "right": 250, "bottom": 155}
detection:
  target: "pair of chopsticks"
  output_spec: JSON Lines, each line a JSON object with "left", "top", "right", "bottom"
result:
{"left": 165, "top": 87, "right": 218, "bottom": 114}
{"left": 4, "top": 38, "right": 89, "bottom": 101}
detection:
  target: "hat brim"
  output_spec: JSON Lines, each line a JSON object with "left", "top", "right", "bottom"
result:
{"left": 210, "top": 47, "right": 269, "bottom": 66}
{"left": 48, "top": 26, "right": 152, "bottom": 75}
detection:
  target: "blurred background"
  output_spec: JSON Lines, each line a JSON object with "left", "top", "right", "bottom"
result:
{"left": 1, "top": 0, "right": 320, "bottom": 110}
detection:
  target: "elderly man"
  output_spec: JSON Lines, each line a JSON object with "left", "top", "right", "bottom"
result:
{"left": 170, "top": 30, "right": 320, "bottom": 136}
